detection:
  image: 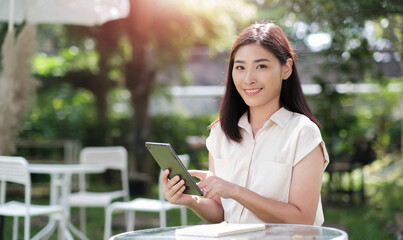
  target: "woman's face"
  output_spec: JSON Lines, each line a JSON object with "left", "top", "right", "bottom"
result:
{"left": 232, "top": 43, "right": 292, "bottom": 112}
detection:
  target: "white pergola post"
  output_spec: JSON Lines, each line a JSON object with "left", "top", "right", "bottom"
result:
{"left": 8, "top": 0, "right": 14, "bottom": 32}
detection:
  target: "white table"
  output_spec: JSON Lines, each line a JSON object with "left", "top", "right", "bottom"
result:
{"left": 29, "top": 163, "right": 106, "bottom": 240}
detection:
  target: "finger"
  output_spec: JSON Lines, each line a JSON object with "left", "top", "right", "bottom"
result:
{"left": 202, "top": 186, "right": 211, "bottom": 198}
{"left": 160, "top": 169, "right": 170, "bottom": 185}
{"left": 188, "top": 170, "right": 207, "bottom": 179}
{"left": 167, "top": 175, "right": 181, "bottom": 188}
{"left": 171, "top": 179, "right": 185, "bottom": 194}
{"left": 200, "top": 187, "right": 206, "bottom": 196}
{"left": 196, "top": 177, "right": 209, "bottom": 189}
{"left": 205, "top": 188, "right": 217, "bottom": 199}
{"left": 164, "top": 179, "right": 181, "bottom": 200}
{"left": 163, "top": 175, "right": 180, "bottom": 197}
{"left": 171, "top": 185, "right": 186, "bottom": 202}
{"left": 167, "top": 180, "right": 186, "bottom": 203}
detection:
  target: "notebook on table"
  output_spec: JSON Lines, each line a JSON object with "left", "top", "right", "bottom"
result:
{"left": 175, "top": 222, "right": 265, "bottom": 238}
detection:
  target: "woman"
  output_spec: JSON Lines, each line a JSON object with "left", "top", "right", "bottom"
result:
{"left": 161, "top": 21, "right": 329, "bottom": 226}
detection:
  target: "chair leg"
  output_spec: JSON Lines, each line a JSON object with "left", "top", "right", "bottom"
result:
{"left": 128, "top": 211, "right": 135, "bottom": 231}
{"left": 104, "top": 205, "right": 114, "bottom": 240}
{"left": 26, "top": 216, "right": 32, "bottom": 240}
{"left": 13, "top": 216, "right": 18, "bottom": 240}
{"left": 180, "top": 207, "right": 187, "bottom": 226}
{"left": 58, "top": 212, "right": 66, "bottom": 240}
{"left": 104, "top": 205, "right": 137, "bottom": 240}
{"left": 160, "top": 209, "right": 167, "bottom": 227}
{"left": 68, "top": 221, "right": 89, "bottom": 240}
{"left": 79, "top": 207, "right": 87, "bottom": 235}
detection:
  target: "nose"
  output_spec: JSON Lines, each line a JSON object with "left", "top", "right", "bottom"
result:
{"left": 244, "top": 69, "right": 256, "bottom": 85}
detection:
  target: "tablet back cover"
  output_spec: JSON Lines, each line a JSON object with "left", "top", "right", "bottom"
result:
{"left": 145, "top": 142, "right": 202, "bottom": 196}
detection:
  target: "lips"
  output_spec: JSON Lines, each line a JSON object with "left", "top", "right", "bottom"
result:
{"left": 244, "top": 88, "right": 262, "bottom": 96}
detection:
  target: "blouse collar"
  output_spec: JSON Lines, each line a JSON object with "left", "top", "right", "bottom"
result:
{"left": 238, "top": 107, "right": 293, "bottom": 132}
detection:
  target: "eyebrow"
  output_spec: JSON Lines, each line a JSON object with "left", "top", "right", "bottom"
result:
{"left": 234, "top": 58, "right": 271, "bottom": 63}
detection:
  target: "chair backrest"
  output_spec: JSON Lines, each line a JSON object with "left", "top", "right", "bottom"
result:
{"left": 80, "top": 146, "right": 128, "bottom": 170}
{"left": 158, "top": 154, "right": 190, "bottom": 201}
{"left": 78, "top": 146, "right": 129, "bottom": 200}
{"left": 0, "top": 156, "right": 31, "bottom": 227}
{"left": 0, "top": 156, "right": 31, "bottom": 203}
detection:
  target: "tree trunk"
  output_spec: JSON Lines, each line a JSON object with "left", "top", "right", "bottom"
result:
{"left": 124, "top": 0, "right": 155, "bottom": 187}
{"left": 125, "top": 61, "right": 155, "bottom": 175}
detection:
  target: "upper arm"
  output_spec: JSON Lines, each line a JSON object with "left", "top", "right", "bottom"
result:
{"left": 289, "top": 145, "right": 326, "bottom": 223}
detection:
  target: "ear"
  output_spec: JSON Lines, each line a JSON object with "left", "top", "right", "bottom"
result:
{"left": 281, "top": 58, "right": 293, "bottom": 80}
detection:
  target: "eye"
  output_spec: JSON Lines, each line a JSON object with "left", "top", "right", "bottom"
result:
{"left": 256, "top": 64, "right": 267, "bottom": 69}
{"left": 234, "top": 65, "right": 244, "bottom": 70}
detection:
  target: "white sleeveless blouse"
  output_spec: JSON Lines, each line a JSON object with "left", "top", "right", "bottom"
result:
{"left": 206, "top": 107, "right": 329, "bottom": 226}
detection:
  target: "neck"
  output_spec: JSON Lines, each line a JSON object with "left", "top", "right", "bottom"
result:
{"left": 248, "top": 103, "right": 281, "bottom": 136}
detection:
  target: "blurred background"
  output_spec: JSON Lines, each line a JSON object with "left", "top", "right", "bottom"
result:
{"left": 0, "top": 0, "right": 402, "bottom": 239}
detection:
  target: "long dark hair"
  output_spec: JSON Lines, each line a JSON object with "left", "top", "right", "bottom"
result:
{"left": 218, "top": 21, "right": 320, "bottom": 142}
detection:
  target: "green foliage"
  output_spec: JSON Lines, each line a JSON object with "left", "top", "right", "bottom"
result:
{"left": 366, "top": 157, "right": 403, "bottom": 226}
{"left": 256, "top": 0, "right": 403, "bottom": 162}
{"left": 353, "top": 79, "right": 403, "bottom": 156}
{"left": 311, "top": 77, "right": 403, "bottom": 162}
{"left": 19, "top": 83, "right": 96, "bottom": 141}
{"left": 369, "top": 179, "right": 403, "bottom": 226}
{"left": 107, "top": 87, "right": 132, "bottom": 121}
{"left": 33, "top": 48, "right": 99, "bottom": 76}
{"left": 322, "top": 155, "right": 403, "bottom": 239}
{"left": 2, "top": 1, "right": 402, "bottom": 238}
{"left": 17, "top": 81, "right": 217, "bottom": 165}
{"left": 17, "top": 82, "right": 137, "bottom": 148}
{"left": 309, "top": 84, "right": 360, "bottom": 160}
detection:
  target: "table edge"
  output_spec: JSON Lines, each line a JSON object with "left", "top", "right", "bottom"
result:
{"left": 109, "top": 223, "right": 348, "bottom": 240}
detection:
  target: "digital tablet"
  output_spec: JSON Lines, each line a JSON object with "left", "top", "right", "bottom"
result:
{"left": 145, "top": 142, "right": 203, "bottom": 196}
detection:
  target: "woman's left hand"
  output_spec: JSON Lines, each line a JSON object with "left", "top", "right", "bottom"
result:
{"left": 189, "top": 170, "right": 237, "bottom": 199}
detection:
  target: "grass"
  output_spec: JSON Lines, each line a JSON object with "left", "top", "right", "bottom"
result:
{"left": 324, "top": 205, "right": 394, "bottom": 240}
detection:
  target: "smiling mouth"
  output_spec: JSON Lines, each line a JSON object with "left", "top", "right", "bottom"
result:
{"left": 244, "top": 88, "right": 262, "bottom": 95}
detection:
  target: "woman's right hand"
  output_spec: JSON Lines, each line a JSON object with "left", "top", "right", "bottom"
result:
{"left": 161, "top": 169, "right": 195, "bottom": 205}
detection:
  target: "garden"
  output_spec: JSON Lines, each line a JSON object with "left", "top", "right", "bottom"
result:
{"left": 0, "top": 0, "right": 402, "bottom": 239}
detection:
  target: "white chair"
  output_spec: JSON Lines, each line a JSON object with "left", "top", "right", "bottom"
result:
{"left": 68, "top": 146, "right": 130, "bottom": 235}
{"left": 0, "top": 156, "right": 66, "bottom": 240}
{"left": 104, "top": 154, "right": 189, "bottom": 240}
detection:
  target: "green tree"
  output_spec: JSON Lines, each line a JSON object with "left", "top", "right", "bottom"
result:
{"left": 21, "top": 0, "right": 256, "bottom": 179}
{"left": 255, "top": 0, "right": 403, "bottom": 160}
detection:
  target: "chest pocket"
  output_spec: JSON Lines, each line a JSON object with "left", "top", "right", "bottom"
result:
{"left": 250, "top": 161, "right": 292, "bottom": 202}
